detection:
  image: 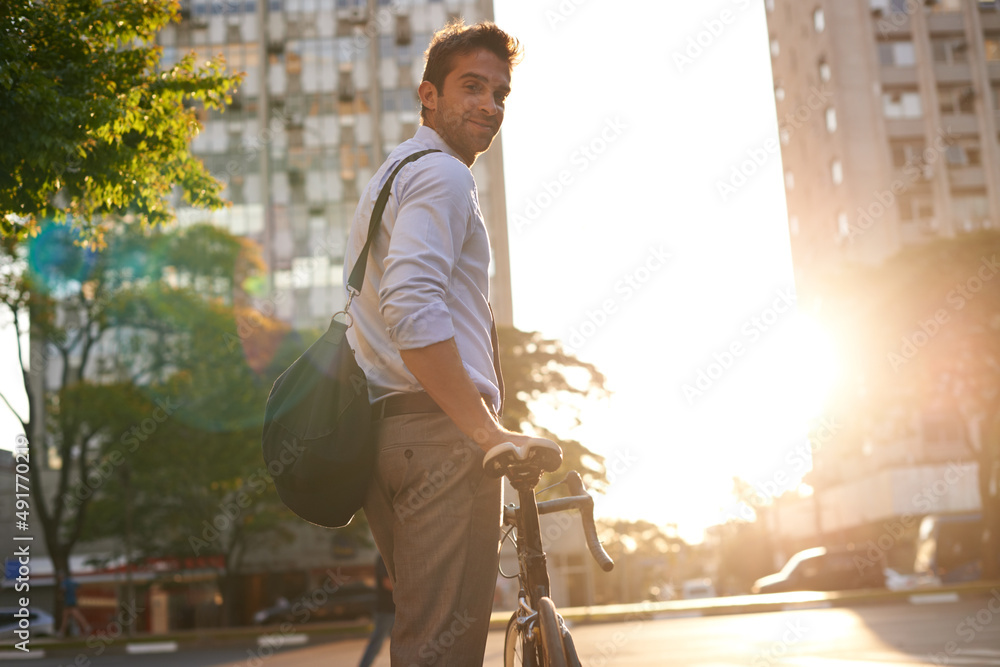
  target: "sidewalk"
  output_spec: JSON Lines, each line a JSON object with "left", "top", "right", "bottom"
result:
{"left": 2, "top": 580, "right": 997, "bottom": 661}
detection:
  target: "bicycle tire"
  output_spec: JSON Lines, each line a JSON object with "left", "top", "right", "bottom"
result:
{"left": 504, "top": 612, "right": 538, "bottom": 667}
{"left": 537, "top": 597, "right": 568, "bottom": 667}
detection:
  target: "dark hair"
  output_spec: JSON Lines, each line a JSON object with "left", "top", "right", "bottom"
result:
{"left": 420, "top": 19, "right": 522, "bottom": 120}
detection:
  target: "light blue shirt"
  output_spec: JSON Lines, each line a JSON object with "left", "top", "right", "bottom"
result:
{"left": 343, "top": 126, "right": 500, "bottom": 412}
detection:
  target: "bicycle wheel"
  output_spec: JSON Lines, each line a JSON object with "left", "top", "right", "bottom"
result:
{"left": 537, "top": 597, "right": 568, "bottom": 667}
{"left": 504, "top": 612, "right": 538, "bottom": 667}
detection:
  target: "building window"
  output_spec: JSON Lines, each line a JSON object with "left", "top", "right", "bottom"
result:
{"left": 927, "top": 0, "right": 962, "bottom": 13}
{"left": 789, "top": 215, "right": 799, "bottom": 236}
{"left": 819, "top": 59, "right": 832, "bottom": 82}
{"left": 837, "top": 212, "right": 850, "bottom": 238}
{"left": 953, "top": 193, "right": 990, "bottom": 230}
{"left": 890, "top": 140, "right": 924, "bottom": 168}
{"left": 780, "top": 128, "right": 791, "bottom": 146}
{"left": 878, "top": 41, "right": 916, "bottom": 66}
{"left": 770, "top": 38, "right": 780, "bottom": 58}
{"left": 785, "top": 170, "right": 795, "bottom": 190}
{"left": 831, "top": 160, "right": 844, "bottom": 185}
{"left": 883, "top": 90, "right": 922, "bottom": 118}
{"left": 932, "top": 38, "right": 970, "bottom": 64}
{"left": 938, "top": 86, "right": 976, "bottom": 114}
{"left": 813, "top": 8, "right": 825, "bottom": 33}
{"left": 765, "top": 0, "right": 775, "bottom": 12}
{"left": 985, "top": 34, "right": 1000, "bottom": 62}
{"left": 775, "top": 86, "right": 785, "bottom": 102}
{"left": 825, "top": 107, "right": 837, "bottom": 132}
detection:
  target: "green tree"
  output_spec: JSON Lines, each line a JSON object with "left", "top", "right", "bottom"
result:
{"left": 0, "top": 222, "right": 288, "bottom": 628}
{"left": 0, "top": 0, "right": 240, "bottom": 247}
{"left": 816, "top": 232, "right": 1000, "bottom": 579}
{"left": 497, "top": 327, "right": 610, "bottom": 492}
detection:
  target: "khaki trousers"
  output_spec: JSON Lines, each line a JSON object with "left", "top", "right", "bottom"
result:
{"left": 363, "top": 412, "right": 502, "bottom": 667}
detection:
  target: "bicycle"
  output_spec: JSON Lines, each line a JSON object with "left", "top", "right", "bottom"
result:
{"left": 486, "top": 446, "right": 615, "bottom": 667}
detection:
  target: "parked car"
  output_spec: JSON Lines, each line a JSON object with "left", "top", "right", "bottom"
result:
{"left": 253, "top": 582, "right": 375, "bottom": 625}
{"left": 914, "top": 513, "right": 993, "bottom": 584}
{"left": 752, "top": 546, "right": 885, "bottom": 594}
{"left": 0, "top": 607, "right": 55, "bottom": 641}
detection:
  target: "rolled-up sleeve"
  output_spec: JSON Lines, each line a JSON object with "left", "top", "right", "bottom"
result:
{"left": 379, "top": 157, "right": 475, "bottom": 350}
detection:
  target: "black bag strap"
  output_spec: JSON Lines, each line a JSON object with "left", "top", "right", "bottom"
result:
{"left": 346, "top": 149, "right": 441, "bottom": 296}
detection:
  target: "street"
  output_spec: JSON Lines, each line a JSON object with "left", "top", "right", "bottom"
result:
{"left": 7, "top": 596, "right": 1000, "bottom": 666}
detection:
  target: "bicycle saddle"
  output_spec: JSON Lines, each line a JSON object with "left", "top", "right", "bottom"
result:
{"left": 483, "top": 438, "right": 563, "bottom": 478}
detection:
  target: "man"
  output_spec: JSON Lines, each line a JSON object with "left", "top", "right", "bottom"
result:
{"left": 59, "top": 573, "right": 92, "bottom": 638}
{"left": 343, "top": 19, "right": 560, "bottom": 666}
{"left": 358, "top": 554, "right": 394, "bottom": 667}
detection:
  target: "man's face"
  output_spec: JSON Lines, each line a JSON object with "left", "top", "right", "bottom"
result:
{"left": 419, "top": 49, "right": 512, "bottom": 166}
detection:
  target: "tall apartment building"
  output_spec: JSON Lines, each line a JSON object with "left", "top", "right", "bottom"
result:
{"left": 763, "top": 0, "right": 999, "bottom": 557}
{"left": 163, "top": 0, "right": 514, "bottom": 328}
{"left": 767, "top": 0, "right": 999, "bottom": 287}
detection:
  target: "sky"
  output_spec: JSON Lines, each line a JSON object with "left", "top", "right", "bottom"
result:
{"left": 0, "top": 0, "right": 841, "bottom": 544}
{"left": 492, "top": 0, "right": 840, "bottom": 541}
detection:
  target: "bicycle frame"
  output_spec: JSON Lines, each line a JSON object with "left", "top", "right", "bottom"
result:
{"left": 509, "top": 474, "right": 552, "bottom": 609}
{"left": 501, "top": 468, "right": 614, "bottom": 666}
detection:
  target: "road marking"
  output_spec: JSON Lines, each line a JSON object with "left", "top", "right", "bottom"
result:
{"left": 258, "top": 633, "right": 309, "bottom": 647}
{"left": 0, "top": 651, "right": 45, "bottom": 661}
{"left": 908, "top": 592, "right": 960, "bottom": 604}
{"left": 125, "top": 641, "right": 179, "bottom": 654}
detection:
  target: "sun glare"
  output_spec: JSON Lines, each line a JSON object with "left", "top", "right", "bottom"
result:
{"left": 765, "top": 312, "right": 840, "bottom": 422}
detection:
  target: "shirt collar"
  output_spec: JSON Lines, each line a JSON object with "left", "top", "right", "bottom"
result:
{"left": 414, "top": 125, "right": 466, "bottom": 165}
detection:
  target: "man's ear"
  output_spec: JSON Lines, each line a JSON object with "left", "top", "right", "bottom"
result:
{"left": 418, "top": 80, "right": 438, "bottom": 114}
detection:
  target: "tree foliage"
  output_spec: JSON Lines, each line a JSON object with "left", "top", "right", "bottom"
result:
{"left": 0, "top": 222, "right": 294, "bottom": 626}
{"left": 814, "top": 231, "right": 1000, "bottom": 578}
{"left": 0, "top": 0, "right": 240, "bottom": 247}
{"left": 497, "top": 327, "right": 610, "bottom": 493}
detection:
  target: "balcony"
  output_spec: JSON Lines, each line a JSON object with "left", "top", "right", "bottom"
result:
{"left": 927, "top": 13, "right": 965, "bottom": 33}
{"left": 935, "top": 63, "right": 973, "bottom": 84}
{"left": 939, "top": 113, "right": 979, "bottom": 134}
{"left": 885, "top": 117, "right": 925, "bottom": 137}
{"left": 880, "top": 66, "right": 919, "bottom": 86}
{"left": 949, "top": 166, "right": 987, "bottom": 188}
{"left": 872, "top": 11, "right": 911, "bottom": 38}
